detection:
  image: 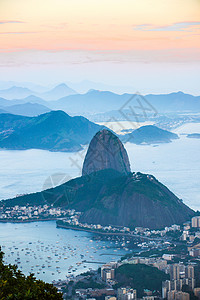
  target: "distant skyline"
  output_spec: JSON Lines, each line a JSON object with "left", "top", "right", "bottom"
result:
{"left": 0, "top": 0, "right": 200, "bottom": 94}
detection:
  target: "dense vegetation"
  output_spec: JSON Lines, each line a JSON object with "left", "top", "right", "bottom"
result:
{"left": 74, "top": 279, "right": 105, "bottom": 290}
{"left": 1, "top": 167, "right": 194, "bottom": 229}
{"left": 115, "top": 263, "right": 169, "bottom": 297}
{"left": 0, "top": 247, "right": 62, "bottom": 299}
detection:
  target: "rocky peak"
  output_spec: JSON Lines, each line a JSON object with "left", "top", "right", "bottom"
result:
{"left": 82, "top": 129, "right": 131, "bottom": 176}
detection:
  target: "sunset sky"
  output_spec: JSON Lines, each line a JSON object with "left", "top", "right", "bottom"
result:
{"left": 0, "top": 0, "right": 200, "bottom": 94}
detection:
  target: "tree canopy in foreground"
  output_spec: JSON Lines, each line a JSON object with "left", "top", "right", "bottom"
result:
{"left": 0, "top": 246, "right": 62, "bottom": 300}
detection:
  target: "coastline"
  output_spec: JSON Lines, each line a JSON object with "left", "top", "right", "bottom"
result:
{"left": 0, "top": 218, "right": 162, "bottom": 241}
{"left": 0, "top": 218, "right": 58, "bottom": 223}
{"left": 56, "top": 223, "right": 161, "bottom": 241}
{"left": 57, "top": 223, "right": 127, "bottom": 236}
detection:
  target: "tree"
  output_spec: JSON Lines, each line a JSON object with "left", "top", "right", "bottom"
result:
{"left": 0, "top": 246, "right": 62, "bottom": 299}
{"left": 115, "top": 263, "right": 169, "bottom": 297}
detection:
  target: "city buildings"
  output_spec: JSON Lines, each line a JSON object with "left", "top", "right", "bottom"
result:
{"left": 167, "top": 291, "right": 190, "bottom": 300}
{"left": 192, "top": 216, "right": 200, "bottom": 228}
{"left": 162, "top": 264, "right": 195, "bottom": 299}
{"left": 117, "top": 288, "right": 137, "bottom": 300}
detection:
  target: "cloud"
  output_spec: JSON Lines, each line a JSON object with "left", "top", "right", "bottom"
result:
{"left": 133, "top": 22, "right": 200, "bottom": 32}
{"left": 0, "top": 20, "right": 25, "bottom": 25}
{"left": 1, "top": 48, "right": 200, "bottom": 70}
{"left": 133, "top": 24, "right": 152, "bottom": 31}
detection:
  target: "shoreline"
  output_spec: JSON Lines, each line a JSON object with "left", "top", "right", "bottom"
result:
{"left": 56, "top": 223, "right": 161, "bottom": 241}
{"left": 0, "top": 218, "right": 59, "bottom": 223}
{"left": 57, "top": 223, "right": 127, "bottom": 236}
{"left": 0, "top": 219, "right": 162, "bottom": 241}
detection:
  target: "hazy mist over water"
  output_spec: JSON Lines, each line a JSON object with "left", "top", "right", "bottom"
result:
{"left": 1, "top": 0, "right": 200, "bottom": 294}
{"left": 0, "top": 122, "right": 199, "bottom": 210}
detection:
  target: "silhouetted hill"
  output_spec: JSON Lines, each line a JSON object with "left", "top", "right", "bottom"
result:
{"left": 1, "top": 88, "right": 199, "bottom": 116}
{"left": 0, "top": 97, "right": 13, "bottom": 106}
{"left": 0, "top": 95, "right": 48, "bottom": 107}
{"left": 2, "top": 129, "right": 194, "bottom": 229}
{"left": 22, "top": 95, "right": 48, "bottom": 106}
{"left": 0, "top": 111, "right": 101, "bottom": 152}
{"left": 121, "top": 125, "right": 178, "bottom": 144}
{"left": 49, "top": 90, "right": 200, "bottom": 115}
{"left": 2, "top": 169, "right": 194, "bottom": 229}
{"left": 0, "top": 83, "right": 77, "bottom": 101}
{"left": 0, "top": 102, "right": 51, "bottom": 117}
{"left": 41, "top": 83, "right": 77, "bottom": 100}
{"left": 77, "top": 170, "right": 193, "bottom": 229}
{"left": 146, "top": 91, "right": 200, "bottom": 112}
{"left": 0, "top": 86, "right": 34, "bottom": 100}
{"left": 50, "top": 90, "right": 129, "bottom": 114}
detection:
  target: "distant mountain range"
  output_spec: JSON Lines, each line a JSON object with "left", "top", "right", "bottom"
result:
{"left": 0, "top": 103, "right": 51, "bottom": 117}
{"left": 0, "top": 80, "right": 137, "bottom": 94}
{"left": 49, "top": 90, "right": 200, "bottom": 116}
{"left": 120, "top": 125, "right": 179, "bottom": 144}
{"left": 50, "top": 90, "right": 129, "bottom": 114}
{"left": 0, "top": 83, "right": 77, "bottom": 101}
{"left": 0, "top": 86, "right": 200, "bottom": 117}
{"left": 0, "top": 87, "right": 34, "bottom": 100}
{"left": 0, "top": 81, "right": 51, "bottom": 93}
{"left": 0, "top": 95, "right": 49, "bottom": 107}
{"left": 65, "top": 80, "right": 136, "bottom": 94}
{"left": 0, "top": 111, "right": 101, "bottom": 152}
{"left": 40, "top": 83, "right": 76, "bottom": 100}
{"left": 19, "top": 95, "right": 48, "bottom": 106}
{"left": 0, "top": 110, "right": 179, "bottom": 151}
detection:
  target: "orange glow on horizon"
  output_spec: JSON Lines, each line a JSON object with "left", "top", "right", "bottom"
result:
{"left": 0, "top": 0, "right": 199, "bottom": 52}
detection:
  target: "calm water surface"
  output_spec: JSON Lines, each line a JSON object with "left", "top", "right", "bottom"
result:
{"left": 0, "top": 123, "right": 199, "bottom": 209}
{"left": 0, "top": 122, "right": 200, "bottom": 283}
{"left": 0, "top": 221, "right": 129, "bottom": 283}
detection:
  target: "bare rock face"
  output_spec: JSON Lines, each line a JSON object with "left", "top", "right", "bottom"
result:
{"left": 82, "top": 129, "right": 131, "bottom": 176}
{"left": 5, "top": 130, "right": 194, "bottom": 230}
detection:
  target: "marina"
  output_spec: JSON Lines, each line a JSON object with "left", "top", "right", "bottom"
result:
{"left": 0, "top": 220, "right": 130, "bottom": 283}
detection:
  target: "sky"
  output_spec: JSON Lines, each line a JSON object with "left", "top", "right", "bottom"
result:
{"left": 0, "top": 0, "right": 200, "bottom": 94}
